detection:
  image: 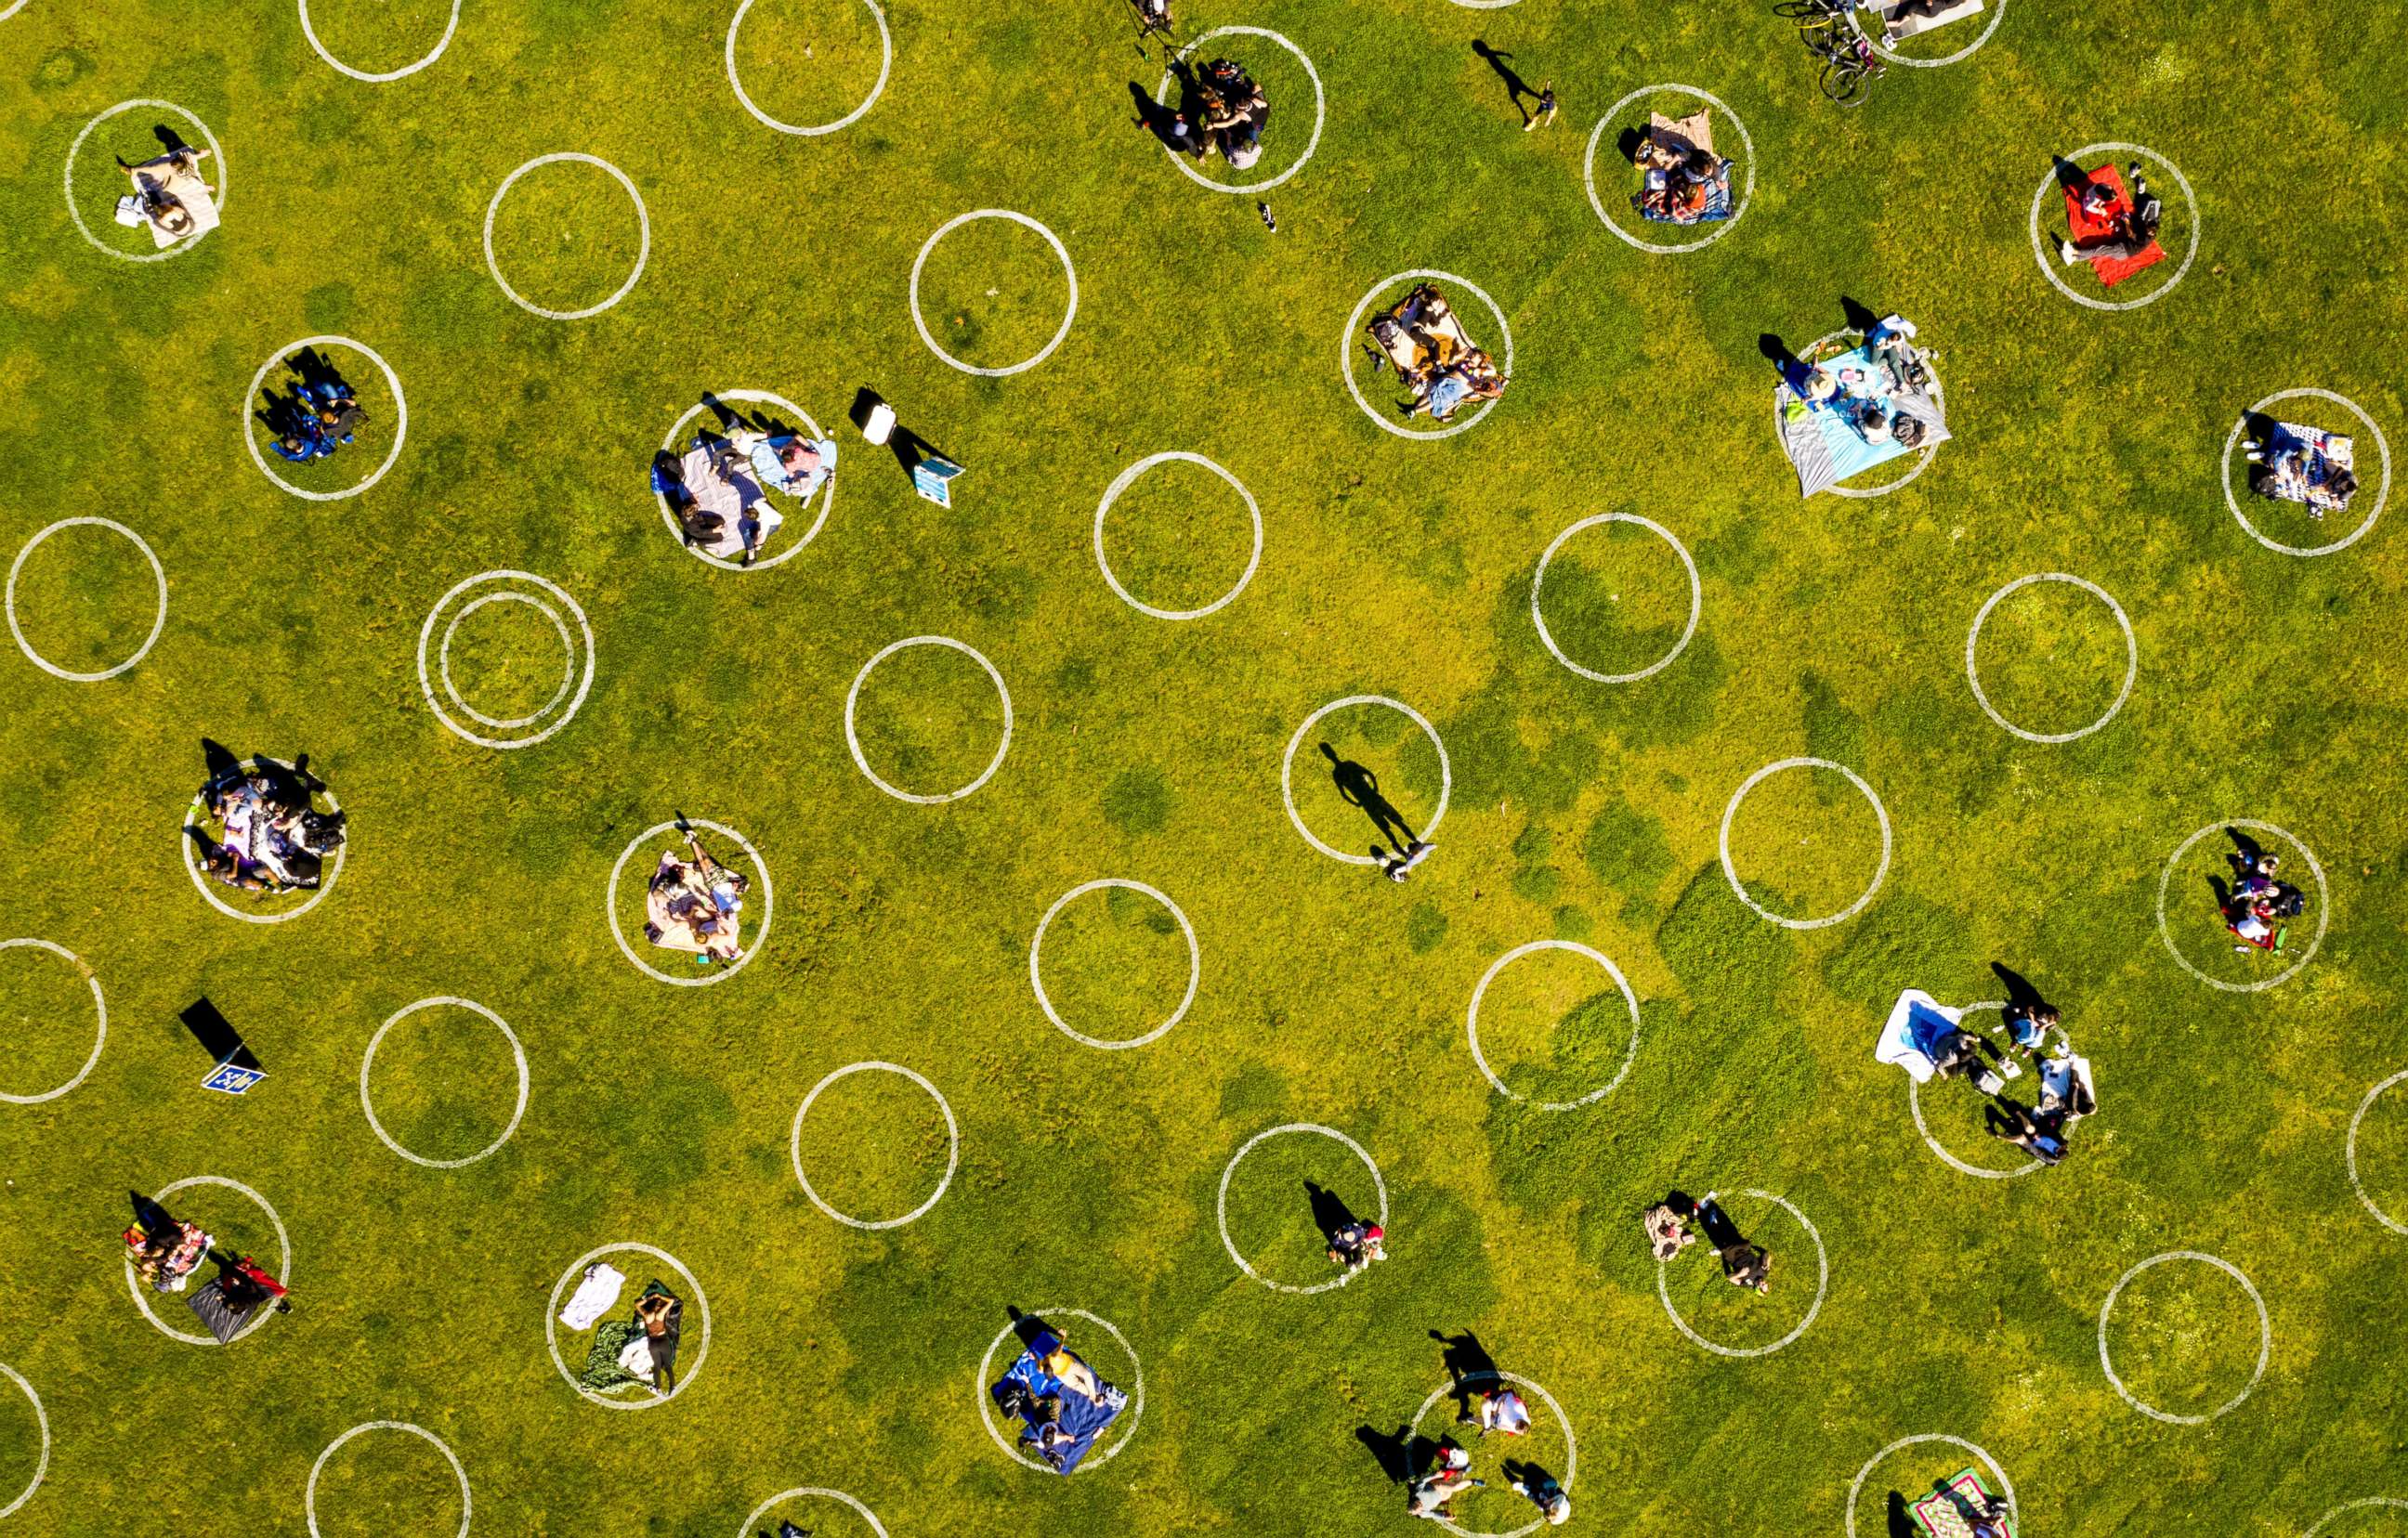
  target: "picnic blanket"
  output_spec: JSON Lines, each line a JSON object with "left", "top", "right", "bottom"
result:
{"left": 1369, "top": 290, "right": 1475, "bottom": 375}
{"left": 674, "top": 443, "right": 776, "bottom": 561}
{"left": 1876, "top": 0, "right": 1984, "bottom": 41}
{"left": 1876, "top": 989, "right": 1963, "bottom": 1084}
{"left": 2254, "top": 421, "right": 2357, "bottom": 513}
{"left": 1776, "top": 340, "right": 1951, "bottom": 498}
{"left": 2064, "top": 163, "right": 2166, "bottom": 287}
{"left": 1637, "top": 159, "right": 1734, "bottom": 224}
{"left": 2039, "top": 1052, "right": 2098, "bottom": 1119}
{"left": 1911, "top": 1466, "right": 2015, "bottom": 1537}
{"left": 1650, "top": 108, "right": 1714, "bottom": 158}
{"left": 644, "top": 859, "right": 741, "bottom": 957}
{"left": 990, "top": 1335, "right": 1129, "bottom": 1475}
{"left": 126, "top": 150, "right": 219, "bottom": 250}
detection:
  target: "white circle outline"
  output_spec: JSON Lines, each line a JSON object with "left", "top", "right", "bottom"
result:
{"left": 1340, "top": 269, "right": 1515, "bottom": 441}
{"left": 1406, "top": 1371, "right": 1577, "bottom": 1538}
{"left": 604, "top": 819, "right": 776, "bottom": 986}
{"left": 1530, "top": 512, "right": 1701, "bottom": 684}
{"left": 7, "top": 516, "right": 167, "bottom": 682}
{"left": 1465, "top": 940, "right": 1642, "bottom": 1111}
{"left": 2097, "top": 1250, "right": 2271, "bottom": 1425}
{"left": 416, "top": 570, "right": 596, "bottom": 749}
{"left": 655, "top": 391, "right": 836, "bottom": 569}
{"left": 0, "top": 939, "right": 105, "bottom": 1105}
{"left": 844, "top": 635, "right": 1014, "bottom": 804}
{"left": 1905, "top": 1003, "right": 2043, "bottom": 1180}
{"left": 789, "top": 1061, "right": 960, "bottom": 1230}
{"left": 441, "top": 592, "right": 576, "bottom": 729}
{"left": 360, "top": 997, "right": 530, "bottom": 1169}
{"left": 2153, "top": 818, "right": 2331, "bottom": 993}
{"left": 482, "top": 153, "right": 651, "bottom": 320}
{"left": 2346, "top": 1069, "right": 2408, "bottom": 1238}
{"left": 1654, "top": 1189, "right": 1828, "bottom": 1358}
{"left": 122, "top": 1175, "right": 291, "bottom": 1347}
{"left": 1843, "top": 1434, "right": 2018, "bottom": 1538}
{"left": 306, "top": 1421, "right": 469, "bottom": 1538}
{"left": 1151, "top": 28, "right": 1326, "bottom": 194}
{"left": 1964, "top": 572, "right": 2138, "bottom": 744}
{"left": 1766, "top": 328, "right": 1945, "bottom": 499}
{"left": 1863, "top": 0, "right": 2009, "bottom": 65}
{"left": 1581, "top": 85, "right": 1757, "bottom": 254}
{"left": 240, "top": 335, "right": 411, "bottom": 502}
{"left": 543, "top": 1242, "right": 713, "bottom": 1410}
{"left": 2220, "top": 387, "right": 2392, "bottom": 557}
{"left": 726, "top": 0, "right": 892, "bottom": 136}
{"left": 2027, "top": 142, "right": 2200, "bottom": 312}
{"left": 908, "top": 210, "right": 1078, "bottom": 377}
{"left": 1279, "top": 695, "right": 1452, "bottom": 866}
{"left": 736, "top": 1489, "right": 891, "bottom": 1538}
{"left": 1028, "top": 880, "right": 1199, "bottom": 1050}
{"left": 1215, "top": 1123, "right": 1389, "bottom": 1295}
{"left": 179, "top": 759, "right": 347, "bottom": 925}
{"left": 1717, "top": 757, "right": 1891, "bottom": 929}
{"left": 2304, "top": 1497, "right": 2408, "bottom": 1537}
{"left": 974, "top": 1309, "right": 1145, "bottom": 1474}
{"left": 1093, "top": 451, "right": 1263, "bottom": 620}
{"left": 65, "top": 100, "right": 229, "bottom": 264}
{"left": 0, "top": 1365, "right": 46, "bottom": 1520}
{"left": 299, "top": 0, "right": 460, "bottom": 82}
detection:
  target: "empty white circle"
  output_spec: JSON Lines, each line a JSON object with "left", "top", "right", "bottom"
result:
{"left": 544, "top": 1242, "right": 712, "bottom": 1409}
{"left": 2220, "top": 388, "right": 2391, "bottom": 557}
{"left": 1407, "top": 1371, "right": 1576, "bottom": 1538}
{"left": 1093, "top": 451, "right": 1262, "bottom": 620}
{"left": 2346, "top": 1069, "right": 2408, "bottom": 1238}
{"left": 306, "top": 1421, "right": 469, "bottom": 1538}
{"left": 736, "top": 1489, "right": 890, "bottom": 1538}
{"left": 1582, "top": 85, "right": 1757, "bottom": 254}
{"left": 123, "top": 1175, "right": 291, "bottom": 1347}
{"left": 483, "top": 154, "right": 650, "bottom": 320}
{"left": 65, "top": 100, "right": 229, "bottom": 263}
{"left": 7, "top": 516, "right": 167, "bottom": 682}
{"left": 416, "top": 570, "right": 596, "bottom": 749}
{"left": 909, "top": 210, "right": 1078, "bottom": 377}
{"left": 2097, "top": 1250, "right": 2270, "bottom": 1425}
{"left": 1216, "top": 1124, "right": 1388, "bottom": 1295}
{"left": 360, "top": 997, "right": 530, "bottom": 1169}
{"left": 0, "top": 939, "right": 105, "bottom": 1105}
{"left": 299, "top": 0, "right": 460, "bottom": 81}
{"left": 2028, "top": 142, "right": 2199, "bottom": 312}
{"left": 1865, "top": 0, "right": 2009, "bottom": 64}
{"left": 241, "top": 335, "right": 411, "bottom": 502}
{"left": 1843, "top": 1434, "right": 2018, "bottom": 1538}
{"left": 1279, "top": 695, "right": 1451, "bottom": 865}
{"left": 604, "top": 819, "right": 776, "bottom": 986}
{"left": 790, "top": 1061, "right": 960, "bottom": 1229}
{"left": 1718, "top": 757, "right": 1891, "bottom": 929}
{"left": 1766, "top": 329, "right": 1946, "bottom": 499}
{"left": 975, "top": 1309, "right": 1145, "bottom": 1473}
{"left": 1530, "top": 513, "right": 1701, "bottom": 684}
{"left": 844, "top": 635, "right": 1013, "bottom": 803}
{"left": 1340, "top": 269, "right": 1514, "bottom": 441}
{"left": 441, "top": 592, "right": 576, "bottom": 729}
{"left": 2305, "top": 1498, "right": 2408, "bottom": 1537}
{"left": 2153, "top": 819, "right": 2330, "bottom": 993}
{"left": 179, "top": 759, "right": 347, "bottom": 925}
{"left": 1905, "top": 1004, "right": 2041, "bottom": 1180}
{"left": 726, "top": 0, "right": 891, "bottom": 136}
{"left": 1964, "top": 572, "right": 2138, "bottom": 743}
{"left": 0, "top": 1365, "right": 47, "bottom": 1520}
{"left": 1029, "top": 880, "right": 1199, "bottom": 1050}
{"left": 1466, "top": 940, "right": 1642, "bottom": 1110}
{"left": 1655, "top": 1190, "right": 1827, "bottom": 1358}
{"left": 1151, "top": 28, "right": 1326, "bottom": 194}
{"left": 656, "top": 391, "right": 836, "bottom": 569}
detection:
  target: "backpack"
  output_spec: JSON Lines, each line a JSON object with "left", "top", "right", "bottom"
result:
{"left": 2270, "top": 882, "right": 2305, "bottom": 919}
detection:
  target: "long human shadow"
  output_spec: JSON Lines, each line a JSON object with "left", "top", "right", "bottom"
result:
{"left": 1322, "top": 742, "right": 1420, "bottom": 854}
{"left": 1988, "top": 960, "right": 2051, "bottom": 1015}
{"left": 1429, "top": 1328, "right": 1497, "bottom": 1418}
{"left": 1884, "top": 1490, "right": 1917, "bottom": 1538}
{"left": 1470, "top": 41, "right": 1538, "bottom": 115}
{"left": 1127, "top": 80, "right": 1185, "bottom": 148}
{"left": 1003, "top": 1302, "right": 1054, "bottom": 1349}
{"left": 1355, "top": 1422, "right": 1443, "bottom": 1484}
{"left": 1306, "top": 1179, "right": 1357, "bottom": 1243}
{"left": 2051, "top": 152, "right": 2090, "bottom": 194}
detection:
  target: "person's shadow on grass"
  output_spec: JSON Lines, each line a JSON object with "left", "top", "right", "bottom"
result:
{"left": 1324, "top": 742, "right": 1420, "bottom": 857}
{"left": 1430, "top": 1328, "right": 1497, "bottom": 1419}
{"left": 1355, "top": 1423, "right": 1444, "bottom": 1485}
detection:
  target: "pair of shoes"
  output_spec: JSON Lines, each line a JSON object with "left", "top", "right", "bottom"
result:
{"left": 2057, "top": 236, "right": 2079, "bottom": 265}
{"left": 2127, "top": 160, "right": 2149, "bottom": 197}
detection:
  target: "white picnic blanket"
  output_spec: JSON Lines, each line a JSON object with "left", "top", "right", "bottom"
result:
{"left": 559, "top": 1263, "right": 625, "bottom": 1329}
{"left": 1876, "top": 989, "right": 1960, "bottom": 1084}
{"left": 676, "top": 445, "right": 776, "bottom": 560}
{"left": 1876, "top": 0, "right": 1983, "bottom": 40}
{"left": 128, "top": 151, "right": 219, "bottom": 249}
{"left": 2040, "top": 1053, "right": 2098, "bottom": 1119}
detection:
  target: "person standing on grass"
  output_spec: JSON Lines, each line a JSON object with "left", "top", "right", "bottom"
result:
{"left": 1408, "top": 1446, "right": 1483, "bottom": 1518}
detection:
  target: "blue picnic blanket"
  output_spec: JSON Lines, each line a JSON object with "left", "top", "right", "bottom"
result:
{"left": 1775, "top": 342, "right": 1951, "bottom": 498}
{"left": 1636, "top": 159, "right": 1734, "bottom": 224}
{"left": 990, "top": 1337, "right": 1129, "bottom": 1474}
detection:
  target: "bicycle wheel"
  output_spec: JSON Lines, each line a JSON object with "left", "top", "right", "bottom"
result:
{"left": 1821, "top": 56, "right": 1869, "bottom": 106}
{"left": 1773, "top": 0, "right": 1838, "bottom": 16}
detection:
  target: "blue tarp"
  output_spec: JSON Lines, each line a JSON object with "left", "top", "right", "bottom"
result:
{"left": 990, "top": 1336, "right": 1129, "bottom": 1475}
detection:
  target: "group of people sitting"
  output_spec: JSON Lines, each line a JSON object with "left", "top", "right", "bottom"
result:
{"left": 1780, "top": 313, "right": 1933, "bottom": 450}
{"left": 260, "top": 366, "right": 367, "bottom": 465}
{"left": 1642, "top": 1190, "right": 1772, "bottom": 1291}
{"left": 2053, "top": 158, "right": 2166, "bottom": 286}
{"left": 2244, "top": 420, "right": 2361, "bottom": 520}
{"left": 114, "top": 141, "right": 217, "bottom": 249}
{"left": 122, "top": 1192, "right": 291, "bottom": 1342}
{"left": 1364, "top": 282, "right": 1509, "bottom": 424}
{"left": 1625, "top": 109, "right": 1736, "bottom": 226}
{"left": 1167, "top": 57, "right": 1269, "bottom": 169}
{"left": 187, "top": 746, "right": 347, "bottom": 894}
{"left": 989, "top": 1322, "right": 1132, "bottom": 1473}
{"left": 653, "top": 414, "right": 837, "bottom": 565}
{"left": 641, "top": 821, "right": 751, "bottom": 968}
{"left": 1884, "top": 987, "right": 2098, "bottom": 1167}
{"left": 1408, "top": 1386, "right": 1569, "bottom": 1524}
{"left": 2221, "top": 847, "right": 2308, "bottom": 954}
{"left": 558, "top": 1259, "right": 686, "bottom": 1397}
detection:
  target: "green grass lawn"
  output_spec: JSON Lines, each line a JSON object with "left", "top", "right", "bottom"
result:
{"left": 4, "top": 0, "right": 2407, "bottom": 1531}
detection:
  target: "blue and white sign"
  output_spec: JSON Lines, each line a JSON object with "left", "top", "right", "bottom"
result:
{"left": 203, "top": 1062, "right": 267, "bottom": 1096}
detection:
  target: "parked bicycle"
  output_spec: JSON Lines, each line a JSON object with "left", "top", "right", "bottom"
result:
{"left": 1775, "top": 0, "right": 1887, "bottom": 106}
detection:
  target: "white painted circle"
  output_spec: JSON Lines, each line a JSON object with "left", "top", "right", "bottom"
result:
{"left": 1717, "top": 758, "right": 1891, "bottom": 929}
{"left": 7, "top": 516, "right": 167, "bottom": 682}
{"left": 2027, "top": 142, "right": 2199, "bottom": 312}
{"left": 975, "top": 1309, "right": 1145, "bottom": 1473}
{"left": 1530, "top": 512, "right": 1701, "bottom": 684}
{"left": 180, "top": 760, "right": 347, "bottom": 925}
{"left": 844, "top": 635, "right": 1013, "bottom": 803}
{"left": 240, "top": 335, "right": 411, "bottom": 502}
{"left": 123, "top": 1175, "right": 291, "bottom": 1347}
{"left": 2346, "top": 1070, "right": 2408, "bottom": 1238}
{"left": 1964, "top": 572, "right": 2138, "bottom": 744}
{"left": 2097, "top": 1250, "right": 2271, "bottom": 1425}
{"left": 1151, "top": 28, "right": 1325, "bottom": 194}
{"left": 416, "top": 570, "right": 596, "bottom": 749}
{"left": 656, "top": 391, "right": 835, "bottom": 569}
{"left": 604, "top": 819, "right": 776, "bottom": 986}
{"left": 1581, "top": 85, "right": 1757, "bottom": 254}
{"left": 2220, "top": 388, "right": 2391, "bottom": 557}
{"left": 544, "top": 1242, "right": 712, "bottom": 1409}
{"left": 306, "top": 1421, "right": 469, "bottom": 1538}
{"left": 726, "top": 0, "right": 891, "bottom": 136}
{"left": 1340, "top": 270, "right": 1514, "bottom": 441}
{"left": 1215, "top": 1124, "right": 1388, "bottom": 1295}
{"left": 1905, "top": 1003, "right": 2042, "bottom": 1180}
{"left": 299, "top": 0, "right": 460, "bottom": 81}
{"left": 2153, "top": 819, "right": 2331, "bottom": 993}
{"left": 790, "top": 1061, "right": 960, "bottom": 1230}
{"left": 1407, "top": 1371, "right": 1576, "bottom": 1538}
{"left": 1843, "top": 1434, "right": 2018, "bottom": 1538}
{"left": 1279, "top": 695, "right": 1451, "bottom": 866}
{"left": 2305, "top": 1498, "right": 2408, "bottom": 1537}
{"left": 908, "top": 210, "right": 1078, "bottom": 377}
{"left": 482, "top": 154, "right": 650, "bottom": 320}
{"left": 1029, "top": 880, "right": 1199, "bottom": 1050}
{"left": 1864, "top": 0, "right": 2009, "bottom": 65}
{"left": 0, "top": 1, "right": 27, "bottom": 20}
{"left": 360, "top": 997, "right": 530, "bottom": 1169}
{"left": 1655, "top": 1189, "right": 1827, "bottom": 1358}
{"left": 736, "top": 1489, "right": 890, "bottom": 1538}
{"left": 0, "top": 1365, "right": 46, "bottom": 1520}
{"left": 1093, "top": 451, "right": 1262, "bottom": 620}
{"left": 441, "top": 592, "right": 576, "bottom": 729}
{"left": 65, "top": 100, "right": 229, "bottom": 263}
{"left": 1465, "top": 940, "right": 1642, "bottom": 1111}
{"left": 0, "top": 939, "right": 105, "bottom": 1105}
{"left": 1446, "top": 0, "right": 1518, "bottom": 12}
{"left": 1766, "top": 329, "right": 1944, "bottom": 499}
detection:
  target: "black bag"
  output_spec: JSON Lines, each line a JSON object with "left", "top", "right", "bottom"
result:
{"left": 2270, "top": 882, "right": 2305, "bottom": 919}
{"left": 299, "top": 808, "right": 347, "bottom": 853}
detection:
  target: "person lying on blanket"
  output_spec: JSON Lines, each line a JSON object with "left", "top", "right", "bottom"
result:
{"left": 2056, "top": 162, "right": 2161, "bottom": 267}
{"left": 118, "top": 147, "right": 210, "bottom": 240}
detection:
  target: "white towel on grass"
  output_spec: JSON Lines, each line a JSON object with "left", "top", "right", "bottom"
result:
{"left": 559, "top": 1262, "right": 625, "bottom": 1329}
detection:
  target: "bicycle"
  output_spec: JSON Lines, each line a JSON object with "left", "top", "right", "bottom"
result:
{"left": 1777, "top": 0, "right": 1887, "bottom": 106}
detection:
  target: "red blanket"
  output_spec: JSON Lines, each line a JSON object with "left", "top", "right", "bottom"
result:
{"left": 2064, "top": 163, "right": 2166, "bottom": 286}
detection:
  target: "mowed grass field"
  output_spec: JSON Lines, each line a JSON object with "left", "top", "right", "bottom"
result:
{"left": 4, "top": 0, "right": 2408, "bottom": 1531}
